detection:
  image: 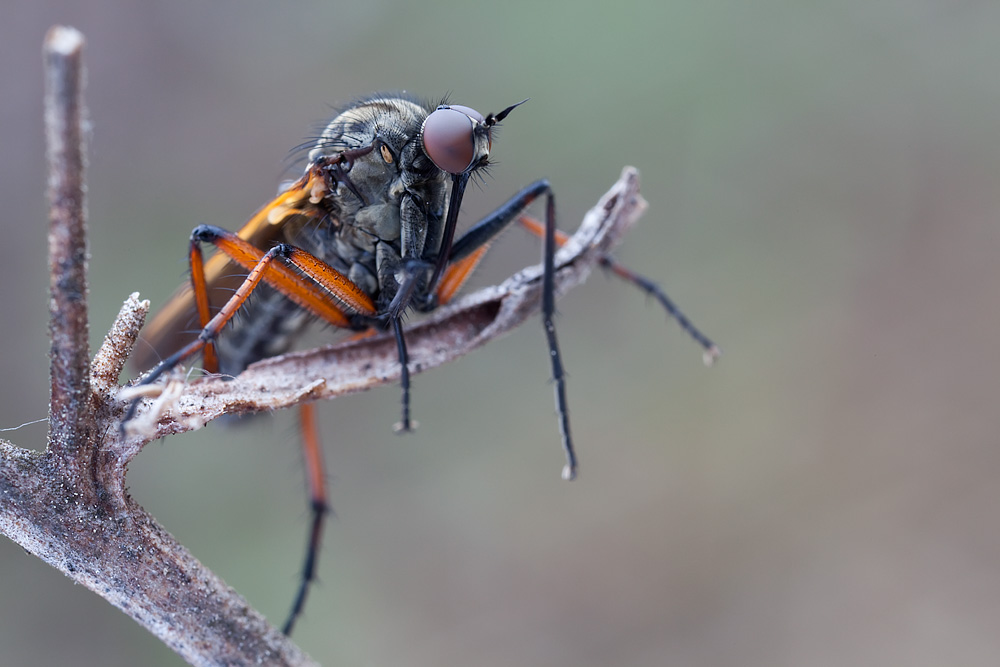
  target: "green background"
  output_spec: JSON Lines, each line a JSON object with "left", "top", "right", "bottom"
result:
{"left": 3, "top": 1, "right": 1000, "bottom": 665}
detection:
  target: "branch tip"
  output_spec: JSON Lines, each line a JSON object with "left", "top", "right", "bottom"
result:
{"left": 91, "top": 293, "right": 150, "bottom": 397}
{"left": 44, "top": 23, "right": 91, "bottom": 460}
{"left": 44, "top": 25, "right": 84, "bottom": 56}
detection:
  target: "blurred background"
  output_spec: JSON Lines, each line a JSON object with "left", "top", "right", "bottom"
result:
{"left": 3, "top": 1, "right": 1000, "bottom": 665}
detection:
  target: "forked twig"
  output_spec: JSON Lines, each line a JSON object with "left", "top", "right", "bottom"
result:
{"left": 0, "top": 26, "right": 652, "bottom": 666}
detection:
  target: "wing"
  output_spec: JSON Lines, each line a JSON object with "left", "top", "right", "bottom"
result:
{"left": 131, "top": 168, "right": 329, "bottom": 371}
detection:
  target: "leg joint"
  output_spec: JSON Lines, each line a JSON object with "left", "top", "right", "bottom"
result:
{"left": 190, "top": 224, "right": 222, "bottom": 244}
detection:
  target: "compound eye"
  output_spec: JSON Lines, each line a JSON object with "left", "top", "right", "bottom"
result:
{"left": 422, "top": 106, "right": 482, "bottom": 174}
{"left": 446, "top": 105, "right": 485, "bottom": 124}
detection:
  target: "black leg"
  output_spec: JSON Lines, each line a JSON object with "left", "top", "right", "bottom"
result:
{"left": 448, "top": 179, "right": 551, "bottom": 263}
{"left": 282, "top": 402, "right": 329, "bottom": 636}
{"left": 517, "top": 214, "right": 721, "bottom": 365}
{"left": 437, "top": 178, "right": 579, "bottom": 479}
{"left": 596, "top": 254, "right": 722, "bottom": 364}
{"left": 391, "top": 316, "right": 414, "bottom": 433}
{"left": 385, "top": 258, "right": 429, "bottom": 433}
{"left": 539, "top": 191, "right": 577, "bottom": 480}
{"left": 282, "top": 500, "right": 327, "bottom": 635}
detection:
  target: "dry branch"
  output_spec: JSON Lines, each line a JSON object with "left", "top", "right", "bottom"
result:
{"left": 0, "top": 29, "right": 649, "bottom": 663}
{"left": 44, "top": 26, "right": 91, "bottom": 464}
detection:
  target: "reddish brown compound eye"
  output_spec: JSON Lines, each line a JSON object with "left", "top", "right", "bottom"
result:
{"left": 446, "top": 105, "right": 485, "bottom": 124}
{"left": 422, "top": 106, "right": 482, "bottom": 174}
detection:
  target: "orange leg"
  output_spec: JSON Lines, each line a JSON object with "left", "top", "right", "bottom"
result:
{"left": 198, "top": 225, "right": 376, "bottom": 325}
{"left": 188, "top": 234, "right": 218, "bottom": 373}
{"left": 436, "top": 245, "right": 490, "bottom": 305}
{"left": 124, "top": 224, "right": 375, "bottom": 422}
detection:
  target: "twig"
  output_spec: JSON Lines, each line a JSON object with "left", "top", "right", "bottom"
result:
{"left": 44, "top": 25, "right": 91, "bottom": 464}
{"left": 0, "top": 26, "right": 317, "bottom": 666}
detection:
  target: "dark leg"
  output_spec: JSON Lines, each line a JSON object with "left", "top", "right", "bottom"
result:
{"left": 448, "top": 179, "right": 551, "bottom": 263}
{"left": 435, "top": 179, "right": 578, "bottom": 479}
{"left": 518, "top": 215, "right": 721, "bottom": 364}
{"left": 539, "top": 192, "right": 577, "bottom": 480}
{"left": 282, "top": 401, "right": 329, "bottom": 636}
{"left": 391, "top": 317, "right": 413, "bottom": 433}
{"left": 430, "top": 182, "right": 555, "bottom": 307}
{"left": 386, "top": 258, "right": 428, "bottom": 433}
{"left": 597, "top": 255, "right": 721, "bottom": 364}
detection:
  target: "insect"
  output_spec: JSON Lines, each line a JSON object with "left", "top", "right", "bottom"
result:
{"left": 126, "top": 93, "right": 719, "bottom": 635}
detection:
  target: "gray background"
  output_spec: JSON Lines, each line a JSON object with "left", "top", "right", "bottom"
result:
{"left": 2, "top": 1, "right": 1000, "bottom": 665}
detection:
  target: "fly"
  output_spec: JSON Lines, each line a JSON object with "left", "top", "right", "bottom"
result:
{"left": 125, "top": 92, "right": 719, "bottom": 635}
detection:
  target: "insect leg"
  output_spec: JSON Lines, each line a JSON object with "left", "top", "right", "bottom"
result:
{"left": 448, "top": 180, "right": 552, "bottom": 263}
{"left": 436, "top": 245, "right": 490, "bottom": 305}
{"left": 435, "top": 180, "right": 578, "bottom": 479}
{"left": 282, "top": 401, "right": 328, "bottom": 636}
{"left": 125, "top": 225, "right": 372, "bottom": 424}
{"left": 518, "top": 215, "right": 721, "bottom": 364}
{"left": 391, "top": 317, "right": 413, "bottom": 432}
{"left": 123, "top": 238, "right": 294, "bottom": 423}
{"left": 539, "top": 191, "right": 577, "bottom": 480}
{"left": 188, "top": 232, "right": 218, "bottom": 374}
{"left": 429, "top": 179, "right": 553, "bottom": 306}
{"left": 386, "top": 258, "right": 431, "bottom": 433}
